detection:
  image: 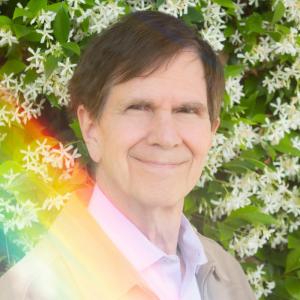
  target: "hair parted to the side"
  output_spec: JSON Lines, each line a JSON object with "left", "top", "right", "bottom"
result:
{"left": 68, "top": 10, "right": 225, "bottom": 125}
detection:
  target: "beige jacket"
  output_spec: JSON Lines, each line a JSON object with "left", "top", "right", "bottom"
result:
{"left": 0, "top": 190, "right": 255, "bottom": 300}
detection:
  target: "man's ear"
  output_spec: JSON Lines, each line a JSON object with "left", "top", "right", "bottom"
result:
{"left": 211, "top": 118, "right": 220, "bottom": 135}
{"left": 209, "top": 118, "right": 220, "bottom": 147}
{"left": 77, "top": 105, "right": 102, "bottom": 163}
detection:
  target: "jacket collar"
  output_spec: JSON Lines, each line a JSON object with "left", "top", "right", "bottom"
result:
{"left": 193, "top": 228, "right": 230, "bottom": 283}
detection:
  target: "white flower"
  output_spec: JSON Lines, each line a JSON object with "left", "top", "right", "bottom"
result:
{"left": 0, "top": 105, "right": 10, "bottom": 127}
{"left": 249, "top": 0, "right": 260, "bottom": 7}
{"left": 230, "top": 30, "right": 243, "bottom": 45}
{"left": 200, "top": 26, "right": 225, "bottom": 52}
{"left": 78, "top": 0, "right": 125, "bottom": 34}
{"left": 67, "top": 0, "right": 86, "bottom": 11}
{"left": 234, "top": 0, "right": 247, "bottom": 20}
{"left": 3, "top": 200, "right": 39, "bottom": 233}
{"left": 0, "top": 29, "right": 18, "bottom": 47}
{"left": 202, "top": 1, "right": 226, "bottom": 27}
{"left": 274, "top": 155, "right": 300, "bottom": 179}
{"left": 58, "top": 57, "right": 77, "bottom": 78}
{"left": 126, "top": 0, "right": 153, "bottom": 11}
{"left": 42, "top": 192, "right": 72, "bottom": 210}
{"left": 232, "top": 122, "right": 260, "bottom": 149}
{"left": 273, "top": 28, "right": 299, "bottom": 56}
{"left": 2, "top": 169, "right": 19, "bottom": 188}
{"left": 158, "top": 0, "right": 198, "bottom": 17}
{"left": 271, "top": 229, "right": 288, "bottom": 248}
{"left": 44, "top": 42, "right": 63, "bottom": 57}
{"left": 26, "top": 47, "right": 44, "bottom": 73}
{"left": 280, "top": 0, "right": 300, "bottom": 24}
{"left": 211, "top": 191, "right": 252, "bottom": 219}
{"left": 230, "top": 225, "right": 274, "bottom": 258}
{"left": 36, "top": 27, "right": 54, "bottom": 44}
{"left": 292, "top": 136, "right": 300, "bottom": 150}
{"left": 263, "top": 64, "right": 295, "bottom": 93}
{"left": 30, "top": 9, "right": 56, "bottom": 29}
{"left": 1, "top": 74, "right": 15, "bottom": 90}
{"left": 20, "top": 144, "right": 52, "bottom": 182}
{"left": 44, "top": 142, "right": 81, "bottom": 169}
{"left": 225, "top": 75, "right": 245, "bottom": 106}
{"left": 247, "top": 264, "right": 276, "bottom": 299}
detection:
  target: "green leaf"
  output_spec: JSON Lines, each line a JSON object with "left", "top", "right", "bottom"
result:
{"left": 262, "top": 143, "right": 277, "bottom": 161}
{"left": 251, "top": 114, "right": 266, "bottom": 124}
{"left": 213, "top": 0, "right": 235, "bottom": 9}
{"left": 275, "top": 24, "right": 290, "bottom": 35}
{"left": 13, "top": 7, "right": 33, "bottom": 20}
{"left": 27, "top": 0, "right": 47, "bottom": 15}
{"left": 156, "top": 0, "right": 165, "bottom": 8}
{"left": 218, "top": 218, "right": 246, "bottom": 247}
{"left": 224, "top": 64, "right": 244, "bottom": 78}
{"left": 241, "top": 156, "right": 266, "bottom": 171}
{"left": 61, "top": 42, "right": 80, "bottom": 56}
{"left": 20, "top": 31, "right": 42, "bottom": 42}
{"left": 183, "top": 6, "right": 203, "bottom": 23}
{"left": 285, "top": 277, "right": 300, "bottom": 300}
{"left": 69, "top": 119, "right": 83, "bottom": 139}
{"left": 286, "top": 249, "right": 300, "bottom": 273}
{"left": 245, "top": 13, "right": 264, "bottom": 34}
{"left": 47, "top": 94, "right": 60, "bottom": 109}
{"left": 47, "top": 2, "right": 64, "bottom": 13}
{"left": 224, "top": 25, "right": 234, "bottom": 38}
{"left": 53, "top": 7, "right": 70, "bottom": 43}
{"left": 288, "top": 235, "right": 300, "bottom": 249}
{"left": 272, "top": 1, "right": 285, "bottom": 24}
{"left": 274, "top": 134, "right": 300, "bottom": 157}
{"left": 44, "top": 55, "right": 59, "bottom": 79}
{"left": 0, "top": 59, "right": 26, "bottom": 75}
{"left": 228, "top": 206, "right": 276, "bottom": 225}
{"left": 12, "top": 24, "right": 32, "bottom": 39}
{"left": 0, "top": 16, "right": 12, "bottom": 28}
{"left": 223, "top": 159, "right": 253, "bottom": 173}
{"left": 22, "top": 69, "right": 38, "bottom": 85}
{"left": 183, "top": 194, "right": 198, "bottom": 215}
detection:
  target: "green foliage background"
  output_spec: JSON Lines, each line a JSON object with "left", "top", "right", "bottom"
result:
{"left": 0, "top": 0, "right": 300, "bottom": 299}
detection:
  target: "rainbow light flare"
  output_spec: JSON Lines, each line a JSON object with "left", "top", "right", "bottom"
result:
{"left": 0, "top": 89, "right": 93, "bottom": 272}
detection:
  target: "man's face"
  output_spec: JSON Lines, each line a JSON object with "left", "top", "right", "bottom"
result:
{"left": 79, "top": 50, "right": 219, "bottom": 210}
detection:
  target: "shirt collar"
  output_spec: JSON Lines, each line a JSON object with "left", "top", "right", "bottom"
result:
{"left": 88, "top": 183, "right": 207, "bottom": 273}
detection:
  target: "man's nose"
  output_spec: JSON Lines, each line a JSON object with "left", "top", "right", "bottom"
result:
{"left": 146, "top": 111, "right": 182, "bottom": 148}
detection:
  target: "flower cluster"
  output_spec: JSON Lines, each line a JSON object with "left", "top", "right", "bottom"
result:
{"left": 200, "top": 1, "right": 226, "bottom": 51}
{"left": 246, "top": 264, "right": 276, "bottom": 299}
{"left": 158, "top": 0, "right": 198, "bottom": 17}
{"left": 20, "top": 139, "right": 81, "bottom": 182}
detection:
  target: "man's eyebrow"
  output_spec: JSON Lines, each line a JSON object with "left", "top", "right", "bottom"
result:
{"left": 123, "top": 98, "right": 208, "bottom": 110}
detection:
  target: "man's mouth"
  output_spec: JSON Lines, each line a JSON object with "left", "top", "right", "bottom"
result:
{"left": 131, "top": 156, "right": 186, "bottom": 169}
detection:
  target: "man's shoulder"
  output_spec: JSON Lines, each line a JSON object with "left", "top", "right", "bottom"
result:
{"left": 0, "top": 237, "right": 78, "bottom": 299}
{"left": 194, "top": 229, "right": 256, "bottom": 299}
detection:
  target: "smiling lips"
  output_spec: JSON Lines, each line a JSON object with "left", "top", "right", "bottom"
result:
{"left": 132, "top": 156, "right": 186, "bottom": 169}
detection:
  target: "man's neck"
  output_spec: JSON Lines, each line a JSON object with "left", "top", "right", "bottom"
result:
{"left": 123, "top": 202, "right": 184, "bottom": 255}
{"left": 94, "top": 178, "right": 184, "bottom": 255}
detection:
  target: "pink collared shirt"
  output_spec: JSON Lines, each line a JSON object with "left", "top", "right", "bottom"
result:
{"left": 88, "top": 184, "right": 207, "bottom": 300}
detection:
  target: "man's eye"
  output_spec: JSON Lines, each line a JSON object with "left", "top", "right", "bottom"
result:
{"left": 127, "top": 104, "right": 149, "bottom": 111}
{"left": 177, "top": 107, "right": 198, "bottom": 114}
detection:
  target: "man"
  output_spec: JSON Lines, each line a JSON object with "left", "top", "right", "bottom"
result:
{"left": 0, "top": 10, "right": 255, "bottom": 300}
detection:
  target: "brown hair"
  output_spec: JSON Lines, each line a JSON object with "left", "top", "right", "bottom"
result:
{"left": 68, "top": 10, "right": 224, "bottom": 125}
